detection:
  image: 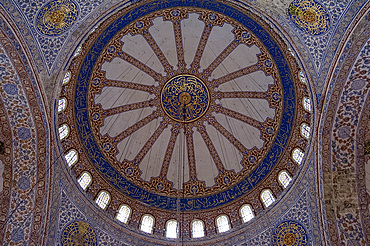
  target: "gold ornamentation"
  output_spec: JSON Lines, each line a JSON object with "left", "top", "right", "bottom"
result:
{"left": 61, "top": 221, "right": 97, "bottom": 246}
{"left": 36, "top": 0, "right": 78, "bottom": 36}
{"left": 272, "top": 220, "right": 308, "bottom": 245}
{"left": 284, "top": 233, "right": 296, "bottom": 245}
{"left": 161, "top": 75, "right": 209, "bottom": 123}
{"left": 288, "top": 0, "right": 330, "bottom": 35}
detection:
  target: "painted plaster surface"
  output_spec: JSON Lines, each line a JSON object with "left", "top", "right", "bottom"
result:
{"left": 0, "top": 19, "right": 49, "bottom": 245}
{"left": 51, "top": 156, "right": 319, "bottom": 245}
{"left": 321, "top": 35, "right": 370, "bottom": 245}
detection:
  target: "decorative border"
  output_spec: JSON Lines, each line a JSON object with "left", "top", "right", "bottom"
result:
{"left": 0, "top": 13, "right": 50, "bottom": 245}
{"left": 320, "top": 20, "right": 370, "bottom": 245}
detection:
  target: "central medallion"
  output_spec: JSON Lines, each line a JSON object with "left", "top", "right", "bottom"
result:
{"left": 161, "top": 75, "right": 209, "bottom": 123}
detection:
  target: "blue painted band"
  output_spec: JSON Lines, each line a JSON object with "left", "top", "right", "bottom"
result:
{"left": 74, "top": 0, "right": 295, "bottom": 211}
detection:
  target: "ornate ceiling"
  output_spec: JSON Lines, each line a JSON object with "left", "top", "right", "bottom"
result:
{"left": 0, "top": 0, "right": 369, "bottom": 245}
{"left": 57, "top": 0, "right": 313, "bottom": 242}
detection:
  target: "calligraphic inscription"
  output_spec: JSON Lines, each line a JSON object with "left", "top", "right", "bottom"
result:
{"left": 161, "top": 75, "right": 209, "bottom": 123}
{"left": 61, "top": 221, "right": 97, "bottom": 246}
{"left": 36, "top": 0, "right": 78, "bottom": 36}
{"left": 68, "top": 0, "right": 304, "bottom": 211}
{"left": 271, "top": 220, "right": 308, "bottom": 246}
{"left": 288, "top": 0, "right": 330, "bottom": 35}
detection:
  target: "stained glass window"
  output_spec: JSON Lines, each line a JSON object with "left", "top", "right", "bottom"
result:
{"left": 191, "top": 220, "right": 205, "bottom": 238}
{"left": 58, "top": 124, "right": 69, "bottom": 140}
{"left": 278, "top": 171, "right": 292, "bottom": 188}
{"left": 240, "top": 204, "right": 254, "bottom": 223}
{"left": 303, "top": 97, "right": 312, "bottom": 112}
{"left": 62, "top": 71, "right": 71, "bottom": 85}
{"left": 216, "top": 215, "right": 230, "bottom": 233}
{"left": 58, "top": 98, "right": 67, "bottom": 112}
{"left": 261, "top": 189, "right": 275, "bottom": 208}
{"left": 65, "top": 149, "right": 78, "bottom": 167}
{"left": 77, "top": 172, "right": 91, "bottom": 190}
{"left": 299, "top": 71, "right": 306, "bottom": 83}
{"left": 292, "top": 148, "right": 304, "bottom": 165}
{"left": 165, "top": 220, "right": 178, "bottom": 238}
{"left": 301, "top": 123, "right": 311, "bottom": 139}
{"left": 116, "top": 205, "right": 131, "bottom": 223}
{"left": 140, "top": 215, "right": 154, "bottom": 234}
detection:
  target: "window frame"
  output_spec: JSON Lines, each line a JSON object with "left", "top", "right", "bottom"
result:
{"left": 278, "top": 170, "right": 292, "bottom": 189}
{"left": 65, "top": 149, "right": 78, "bottom": 167}
{"left": 215, "top": 214, "right": 231, "bottom": 234}
{"left": 116, "top": 204, "right": 131, "bottom": 224}
{"left": 191, "top": 219, "right": 205, "bottom": 238}
{"left": 260, "top": 189, "right": 275, "bottom": 208}
{"left": 58, "top": 97, "right": 67, "bottom": 113}
{"left": 95, "top": 190, "right": 110, "bottom": 210}
{"left": 140, "top": 214, "right": 155, "bottom": 234}
{"left": 58, "top": 124, "right": 70, "bottom": 140}
{"left": 239, "top": 204, "right": 254, "bottom": 223}
{"left": 77, "top": 171, "right": 92, "bottom": 190}
{"left": 292, "top": 147, "right": 304, "bottom": 165}
{"left": 165, "top": 219, "right": 178, "bottom": 239}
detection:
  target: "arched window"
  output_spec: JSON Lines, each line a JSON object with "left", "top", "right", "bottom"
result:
{"left": 240, "top": 204, "right": 254, "bottom": 223}
{"left": 299, "top": 71, "right": 306, "bottom": 83}
{"left": 58, "top": 124, "right": 69, "bottom": 140}
{"left": 216, "top": 215, "right": 230, "bottom": 233}
{"left": 300, "top": 123, "right": 311, "bottom": 139}
{"left": 140, "top": 215, "right": 154, "bottom": 234}
{"left": 95, "top": 191, "right": 110, "bottom": 210}
{"left": 261, "top": 189, "right": 275, "bottom": 208}
{"left": 73, "top": 46, "right": 82, "bottom": 57}
{"left": 62, "top": 71, "right": 71, "bottom": 85}
{"left": 58, "top": 98, "right": 67, "bottom": 112}
{"left": 77, "top": 172, "right": 91, "bottom": 190}
{"left": 292, "top": 148, "right": 304, "bottom": 165}
{"left": 165, "top": 219, "right": 178, "bottom": 239}
{"left": 65, "top": 149, "right": 78, "bottom": 167}
{"left": 303, "top": 97, "right": 312, "bottom": 112}
{"left": 278, "top": 171, "right": 292, "bottom": 189}
{"left": 287, "top": 47, "right": 295, "bottom": 57}
{"left": 191, "top": 219, "right": 205, "bottom": 238}
{"left": 116, "top": 205, "right": 131, "bottom": 224}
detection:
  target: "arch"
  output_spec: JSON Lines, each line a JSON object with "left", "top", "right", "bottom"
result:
{"left": 58, "top": 124, "right": 69, "bottom": 140}
{"left": 65, "top": 149, "right": 78, "bottom": 167}
{"left": 278, "top": 170, "right": 292, "bottom": 188}
{"left": 300, "top": 123, "right": 311, "bottom": 139}
{"left": 261, "top": 189, "right": 275, "bottom": 208}
{"left": 216, "top": 215, "right": 231, "bottom": 233}
{"left": 95, "top": 190, "right": 110, "bottom": 210}
{"left": 116, "top": 204, "right": 131, "bottom": 224}
{"left": 165, "top": 219, "right": 178, "bottom": 239}
{"left": 140, "top": 214, "right": 154, "bottom": 234}
{"left": 191, "top": 219, "right": 205, "bottom": 238}
{"left": 77, "top": 172, "right": 92, "bottom": 190}
{"left": 240, "top": 204, "right": 254, "bottom": 223}
{"left": 58, "top": 98, "right": 67, "bottom": 112}
{"left": 292, "top": 148, "right": 304, "bottom": 165}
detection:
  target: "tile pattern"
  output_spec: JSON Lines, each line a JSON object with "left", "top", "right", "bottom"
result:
{"left": 321, "top": 30, "right": 370, "bottom": 245}
{"left": 0, "top": 15, "right": 49, "bottom": 245}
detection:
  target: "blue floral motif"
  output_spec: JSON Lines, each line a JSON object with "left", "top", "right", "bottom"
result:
{"left": 17, "top": 127, "right": 31, "bottom": 140}
{"left": 3, "top": 84, "right": 18, "bottom": 95}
